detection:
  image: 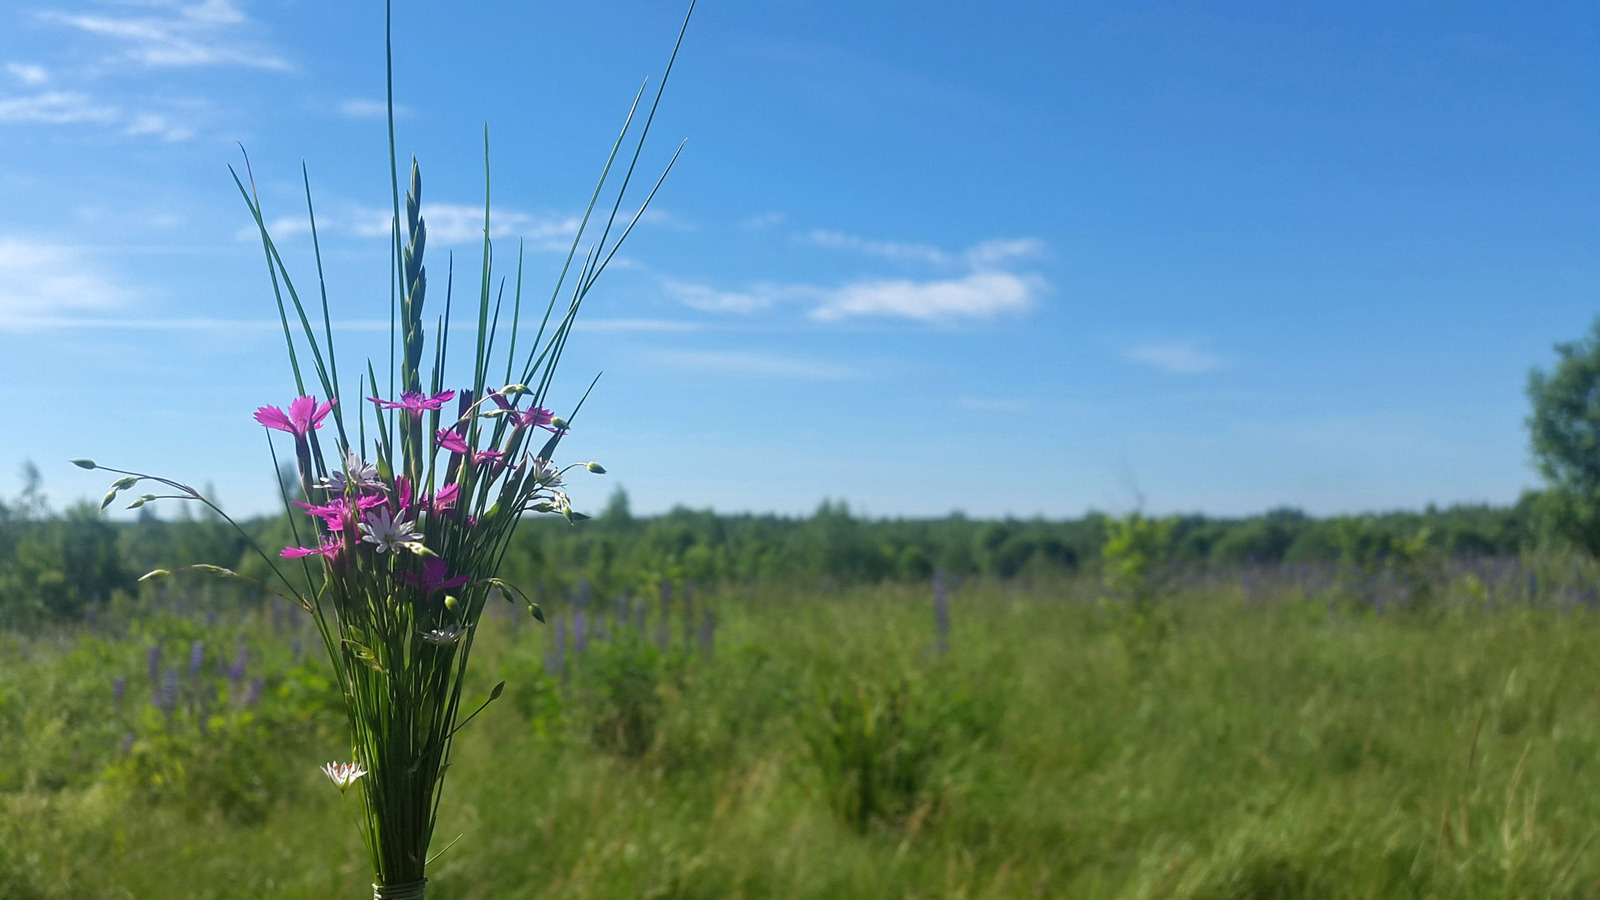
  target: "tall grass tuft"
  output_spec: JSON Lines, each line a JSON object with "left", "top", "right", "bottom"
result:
{"left": 77, "top": 3, "right": 693, "bottom": 895}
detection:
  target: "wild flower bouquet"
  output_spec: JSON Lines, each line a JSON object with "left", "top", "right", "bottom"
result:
{"left": 76, "top": 5, "right": 690, "bottom": 897}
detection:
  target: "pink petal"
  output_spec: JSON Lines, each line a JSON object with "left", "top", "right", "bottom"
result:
{"left": 286, "top": 396, "right": 318, "bottom": 432}
{"left": 253, "top": 405, "right": 294, "bottom": 432}
{"left": 311, "top": 398, "right": 335, "bottom": 429}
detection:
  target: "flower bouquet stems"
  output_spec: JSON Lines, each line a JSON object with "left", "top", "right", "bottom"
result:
{"left": 80, "top": 4, "right": 691, "bottom": 896}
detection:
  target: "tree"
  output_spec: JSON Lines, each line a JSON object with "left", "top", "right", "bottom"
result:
{"left": 1528, "top": 318, "right": 1600, "bottom": 555}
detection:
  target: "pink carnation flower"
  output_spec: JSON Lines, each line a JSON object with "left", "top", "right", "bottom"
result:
{"left": 399, "top": 557, "right": 471, "bottom": 595}
{"left": 491, "top": 391, "right": 560, "bottom": 433}
{"left": 369, "top": 390, "right": 456, "bottom": 419}
{"left": 436, "top": 429, "right": 507, "bottom": 469}
{"left": 294, "top": 493, "right": 387, "bottom": 531}
{"left": 254, "top": 396, "right": 335, "bottom": 437}
{"left": 281, "top": 536, "right": 344, "bottom": 560}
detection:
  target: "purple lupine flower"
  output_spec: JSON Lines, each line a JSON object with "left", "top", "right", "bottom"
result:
{"left": 206, "top": 611, "right": 217, "bottom": 629}
{"left": 290, "top": 638, "right": 303, "bottom": 663}
{"left": 157, "top": 668, "right": 179, "bottom": 718}
{"left": 254, "top": 395, "right": 335, "bottom": 436}
{"left": 188, "top": 641, "right": 204, "bottom": 679}
{"left": 548, "top": 617, "right": 568, "bottom": 682}
{"left": 228, "top": 644, "right": 248, "bottom": 684}
{"left": 682, "top": 580, "right": 696, "bottom": 649}
{"left": 112, "top": 675, "right": 126, "bottom": 707}
{"left": 656, "top": 579, "right": 672, "bottom": 651}
{"left": 698, "top": 610, "right": 716, "bottom": 658}
{"left": 574, "top": 611, "right": 588, "bottom": 656}
{"left": 369, "top": 389, "right": 456, "bottom": 418}
{"left": 933, "top": 568, "right": 951, "bottom": 655}
{"left": 246, "top": 676, "right": 264, "bottom": 707}
{"left": 146, "top": 643, "right": 161, "bottom": 683}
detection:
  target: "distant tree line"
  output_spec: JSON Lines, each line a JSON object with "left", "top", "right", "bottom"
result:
{"left": 0, "top": 458, "right": 1552, "bottom": 628}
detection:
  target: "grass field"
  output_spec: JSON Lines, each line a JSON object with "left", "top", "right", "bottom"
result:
{"left": 5, "top": 570, "right": 1600, "bottom": 898}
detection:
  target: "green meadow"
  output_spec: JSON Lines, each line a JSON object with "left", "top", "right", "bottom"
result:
{"left": 7, "top": 567, "right": 1600, "bottom": 899}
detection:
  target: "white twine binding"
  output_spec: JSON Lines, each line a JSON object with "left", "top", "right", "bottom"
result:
{"left": 374, "top": 879, "right": 426, "bottom": 900}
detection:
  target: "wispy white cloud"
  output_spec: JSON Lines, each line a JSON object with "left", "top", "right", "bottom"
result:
{"left": 0, "top": 238, "right": 131, "bottom": 327}
{"left": 122, "top": 111, "right": 193, "bottom": 141}
{"left": 0, "top": 91, "right": 194, "bottom": 140}
{"left": 964, "top": 237, "right": 1047, "bottom": 269}
{"left": 338, "top": 98, "right": 409, "bottom": 119}
{"left": 811, "top": 271, "right": 1040, "bottom": 323}
{"left": 1124, "top": 341, "right": 1227, "bottom": 375}
{"left": 802, "top": 229, "right": 950, "bottom": 265}
{"left": 239, "top": 203, "right": 581, "bottom": 249}
{"left": 636, "top": 208, "right": 695, "bottom": 232}
{"left": 6, "top": 63, "right": 49, "bottom": 86}
{"left": 650, "top": 349, "right": 856, "bottom": 380}
{"left": 662, "top": 279, "right": 814, "bottom": 314}
{"left": 0, "top": 91, "right": 117, "bottom": 125}
{"left": 356, "top": 203, "right": 580, "bottom": 248}
{"left": 740, "top": 211, "right": 786, "bottom": 231}
{"left": 0, "top": 313, "right": 399, "bottom": 333}
{"left": 802, "top": 231, "right": 1048, "bottom": 271}
{"left": 670, "top": 230, "right": 1049, "bottom": 325}
{"left": 39, "top": 1, "right": 291, "bottom": 71}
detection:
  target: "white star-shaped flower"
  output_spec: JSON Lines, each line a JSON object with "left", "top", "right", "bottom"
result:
{"left": 359, "top": 506, "right": 425, "bottom": 554}
{"left": 321, "top": 761, "right": 366, "bottom": 793}
{"left": 420, "top": 624, "right": 468, "bottom": 646}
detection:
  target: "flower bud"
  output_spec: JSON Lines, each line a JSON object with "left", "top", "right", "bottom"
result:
{"left": 444, "top": 594, "right": 459, "bottom": 611}
{"left": 586, "top": 461, "right": 607, "bottom": 474}
{"left": 101, "top": 489, "right": 118, "bottom": 511}
{"left": 112, "top": 476, "right": 139, "bottom": 490}
{"left": 70, "top": 459, "right": 97, "bottom": 470}
{"left": 550, "top": 416, "right": 567, "bottom": 431}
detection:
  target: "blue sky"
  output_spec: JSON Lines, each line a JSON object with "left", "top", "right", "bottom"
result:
{"left": 0, "top": 0, "right": 1596, "bottom": 520}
